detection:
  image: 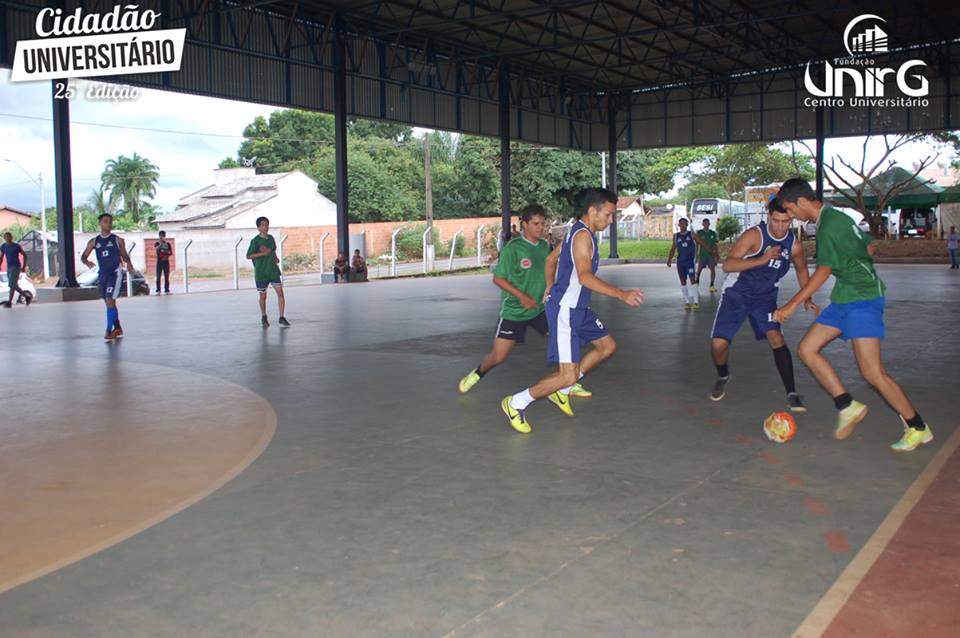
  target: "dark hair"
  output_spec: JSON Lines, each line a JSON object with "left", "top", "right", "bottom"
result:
{"left": 256, "top": 216, "right": 269, "bottom": 226}
{"left": 3, "top": 232, "right": 11, "bottom": 239}
{"left": 576, "top": 187, "right": 617, "bottom": 218}
{"left": 678, "top": 217, "right": 689, "bottom": 224}
{"left": 778, "top": 178, "right": 817, "bottom": 205}
{"left": 520, "top": 204, "right": 547, "bottom": 222}
{"left": 768, "top": 196, "right": 788, "bottom": 215}
{"left": 98, "top": 213, "right": 113, "bottom": 221}
{"left": 158, "top": 230, "right": 166, "bottom": 237}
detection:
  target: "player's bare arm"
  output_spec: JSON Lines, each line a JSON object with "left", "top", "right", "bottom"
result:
{"left": 666, "top": 236, "right": 676, "bottom": 267}
{"left": 774, "top": 265, "right": 832, "bottom": 322}
{"left": 543, "top": 242, "right": 562, "bottom": 302}
{"left": 81, "top": 237, "right": 96, "bottom": 269}
{"left": 790, "top": 239, "right": 819, "bottom": 313}
{"left": 118, "top": 237, "right": 134, "bottom": 270}
{"left": 722, "top": 228, "right": 778, "bottom": 273}
{"left": 572, "top": 232, "right": 642, "bottom": 307}
{"left": 493, "top": 275, "right": 538, "bottom": 310}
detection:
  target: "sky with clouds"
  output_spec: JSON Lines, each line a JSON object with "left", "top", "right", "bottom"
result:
{"left": 0, "top": 72, "right": 950, "bottom": 216}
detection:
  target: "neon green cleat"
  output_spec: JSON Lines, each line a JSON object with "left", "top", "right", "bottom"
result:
{"left": 691, "top": 303, "right": 700, "bottom": 311}
{"left": 568, "top": 382, "right": 592, "bottom": 398}
{"left": 891, "top": 423, "right": 933, "bottom": 452}
{"left": 548, "top": 391, "right": 574, "bottom": 417}
{"left": 501, "top": 396, "right": 531, "bottom": 434}
{"left": 458, "top": 368, "right": 481, "bottom": 393}
{"left": 709, "top": 286, "right": 717, "bottom": 293}
{"left": 684, "top": 303, "right": 692, "bottom": 311}
{"left": 834, "top": 400, "right": 868, "bottom": 440}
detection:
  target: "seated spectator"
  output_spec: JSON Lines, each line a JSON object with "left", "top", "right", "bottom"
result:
{"left": 333, "top": 252, "right": 349, "bottom": 283}
{"left": 351, "top": 250, "right": 367, "bottom": 280}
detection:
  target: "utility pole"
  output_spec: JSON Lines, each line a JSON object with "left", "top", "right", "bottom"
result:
{"left": 423, "top": 131, "right": 434, "bottom": 268}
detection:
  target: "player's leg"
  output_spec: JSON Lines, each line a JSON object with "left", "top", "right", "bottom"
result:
{"left": 459, "top": 332, "right": 517, "bottom": 393}
{"left": 163, "top": 261, "right": 170, "bottom": 292}
{"left": 559, "top": 310, "right": 611, "bottom": 397}
{"left": 687, "top": 263, "right": 700, "bottom": 307}
{"left": 709, "top": 292, "right": 746, "bottom": 400}
{"left": 797, "top": 319, "right": 867, "bottom": 439}
{"left": 708, "top": 261, "right": 717, "bottom": 290}
{"left": 678, "top": 269, "right": 691, "bottom": 308}
{"left": 257, "top": 281, "right": 269, "bottom": 326}
{"left": 274, "top": 283, "right": 290, "bottom": 326}
{"left": 749, "top": 297, "right": 803, "bottom": 411}
{"left": 155, "top": 263, "right": 161, "bottom": 293}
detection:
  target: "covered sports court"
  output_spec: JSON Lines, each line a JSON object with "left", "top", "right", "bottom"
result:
{"left": 2, "top": 1, "right": 960, "bottom": 636}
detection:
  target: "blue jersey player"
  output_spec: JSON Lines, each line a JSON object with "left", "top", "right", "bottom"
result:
{"left": 709, "top": 198, "right": 816, "bottom": 412}
{"left": 82, "top": 213, "right": 134, "bottom": 342}
{"left": 667, "top": 218, "right": 707, "bottom": 310}
{"left": 501, "top": 188, "right": 644, "bottom": 434}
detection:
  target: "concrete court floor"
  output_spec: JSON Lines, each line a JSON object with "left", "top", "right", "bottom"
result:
{"left": 0, "top": 263, "right": 956, "bottom": 638}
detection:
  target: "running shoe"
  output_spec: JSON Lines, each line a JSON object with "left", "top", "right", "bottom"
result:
{"left": 709, "top": 286, "right": 717, "bottom": 293}
{"left": 834, "top": 400, "right": 868, "bottom": 440}
{"left": 568, "top": 382, "right": 592, "bottom": 398}
{"left": 104, "top": 329, "right": 115, "bottom": 342}
{"left": 458, "top": 369, "right": 481, "bottom": 393}
{"left": 691, "top": 303, "right": 700, "bottom": 311}
{"left": 684, "top": 303, "right": 692, "bottom": 311}
{"left": 891, "top": 422, "right": 933, "bottom": 452}
{"left": 501, "top": 396, "right": 531, "bottom": 434}
{"left": 548, "top": 391, "right": 574, "bottom": 416}
{"left": 113, "top": 323, "right": 124, "bottom": 339}
{"left": 786, "top": 393, "right": 806, "bottom": 412}
{"left": 710, "top": 376, "right": 730, "bottom": 401}
{"left": 261, "top": 315, "right": 270, "bottom": 328}
{"left": 278, "top": 316, "right": 291, "bottom": 327}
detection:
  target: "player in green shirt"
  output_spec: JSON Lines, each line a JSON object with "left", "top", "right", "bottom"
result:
{"left": 246, "top": 216, "right": 290, "bottom": 328}
{"left": 773, "top": 178, "right": 931, "bottom": 452}
{"left": 695, "top": 219, "right": 721, "bottom": 293}
{"left": 458, "top": 204, "right": 590, "bottom": 398}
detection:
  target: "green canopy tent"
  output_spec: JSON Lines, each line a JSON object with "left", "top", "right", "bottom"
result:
{"left": 939, "top": 183, "right": 960, "bottom": 203}
{"left": 826, "top": 166, "right": 945, "bottom": 210}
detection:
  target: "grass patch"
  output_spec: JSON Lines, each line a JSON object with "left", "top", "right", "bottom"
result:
{"left": 609, "top": 239, "right": 673, "bottom": 260}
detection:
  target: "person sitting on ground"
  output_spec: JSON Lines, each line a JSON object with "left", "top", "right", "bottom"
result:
{"left": 351, "top": 250, "right": 367, "bottom": 280}
{"left": 333, "top": 252, "right": 349, "bottom": 283}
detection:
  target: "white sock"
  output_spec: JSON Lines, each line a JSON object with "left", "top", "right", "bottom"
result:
{"left": 691, "top": 283, "right": 700, "bottom": 303}
{"left": 510, "top": 389, "right": 535, "bottom": 410}
{"left": 559, "top": 385, "right": 573, "bottom": 395}
{"left": 681, "top": 285, "right": 690, "bottom": 304}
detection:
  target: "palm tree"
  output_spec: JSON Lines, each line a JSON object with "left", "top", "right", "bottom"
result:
{"left": 101, "top": 153, "right": 159, "bottom": 228}
{"left": 84, "top": 187, "right": 115, "bottom": 232}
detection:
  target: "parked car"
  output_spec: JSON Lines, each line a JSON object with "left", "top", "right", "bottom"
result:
{"left": 0, "top": 271, "right": 37, "bottom": 303}
{"left": 77, "top": 266, "right": 150, "bottom": 296}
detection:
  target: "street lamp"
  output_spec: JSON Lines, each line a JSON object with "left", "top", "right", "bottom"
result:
{"left": 3, "top": 158, "right": 48, "bottom": 279}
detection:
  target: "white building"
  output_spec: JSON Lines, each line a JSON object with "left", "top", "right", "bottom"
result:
{"left": 158, "top": 168, "right": 336, "bottom": 232}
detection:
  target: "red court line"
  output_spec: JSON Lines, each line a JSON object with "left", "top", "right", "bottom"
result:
{"left": 821, "top": 437, "right": 960, "bottom": 638}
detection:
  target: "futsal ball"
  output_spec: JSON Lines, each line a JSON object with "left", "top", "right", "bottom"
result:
{"left": 763, "top": 411, "right": 797, "bottom": 443}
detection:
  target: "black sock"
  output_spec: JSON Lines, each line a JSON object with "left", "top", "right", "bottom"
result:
{"left": 833, "top": 392, "right": 853, "bottom": 411}
{"left": 475, "top": 365, "right": 487, "bottom": 379}
{"left": 716, "top": 363, "right": 729, "bottom": 378}
{"left": 771, "top": 345, "right": 796, "bottom": 395}
{"left": 905, "top": 412, "right": 926, "bottom": 431}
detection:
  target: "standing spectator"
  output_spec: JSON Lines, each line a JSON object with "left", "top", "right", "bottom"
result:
{"left": 0, "top": 232, "right": 29, "bottom": 308}
{"left": 948, "top": 226, "right": 958, "bottom": 270}
{"left": 333, "top": 252, "right": 349, "bottom": 283}
{"left": 154, "top": 230, "right": 172, "bottom": 294}
{"left": 351, "top": 249, "right": 367, "bottom": 280}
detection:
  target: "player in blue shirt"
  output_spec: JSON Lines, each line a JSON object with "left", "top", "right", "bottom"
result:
{"left": 666, "top": 218, "right": 708, "bottom": 310}
{"left": 709, "top": 197, "right": 816, "bottom": 411}
{"left": 81, "top": 213, "right": 134, "bottom": 341}
{"left": 501, "top": 188, "right": 644, "bottom": 434}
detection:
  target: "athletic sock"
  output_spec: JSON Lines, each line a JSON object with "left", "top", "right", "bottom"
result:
{"left": 106, "top": 308, "right": 118, "bottom": 332}
{"left": 833, "top": 392, "right": 853, "bottom": 411}
{"left": 771, "top": 345, "right": 796, "bottom": 394}
{"left": 904, "top": 412, "right": 926, "bottom": 431}
{"left": 716, "top": 363, "right": 729, "bottom": 379}
{"left": 681, "top": 285, "right": 690, "bottom": 304}
{"left": 510, "top": 388, "right": 535, "bottom": 410}
{"left": 475, "top": 365, "right": 487, "bottom": 379}
{"left": 691, "top": 284, "right": 700, "bottom": 303}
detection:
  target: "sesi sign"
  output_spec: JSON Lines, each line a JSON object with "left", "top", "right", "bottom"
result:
{"left": 803, "top": 14, "right": 929, "bottom": 108}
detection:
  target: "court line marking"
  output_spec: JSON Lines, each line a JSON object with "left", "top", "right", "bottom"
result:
{"left": 792, "top": 425, "right": 960, "bottom": 638}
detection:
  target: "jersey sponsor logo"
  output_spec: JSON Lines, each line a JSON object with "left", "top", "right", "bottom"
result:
{"left": 520, "top": 257, "right": 532, "bottom": 269}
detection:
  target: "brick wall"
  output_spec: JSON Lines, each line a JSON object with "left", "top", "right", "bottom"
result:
{"left": 281, "top": 216, "right": 514, "bottom": 268}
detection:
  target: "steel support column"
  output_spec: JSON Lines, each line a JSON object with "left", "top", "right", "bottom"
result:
{"left": 499, "top": 63, "right": 511, "bottom": 243}
{"left": 607, "top": 96, "right": 619, "bottom": 258}
{"left": 52, "top": 80, "right": 77, "bottom": 288}
{"left": 815, "top": 105, "right": 825, "bottom": 201}
{"left": 334, "top": 29, "right": 349, "bottom": 256}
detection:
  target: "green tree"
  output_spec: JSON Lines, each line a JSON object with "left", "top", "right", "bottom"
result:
{"left": 237, "top": 110, "right": 335, "bottom": 172}
{"left": 932, "top": 131, "right": 960, "bottom": 170}
{"left": 100, "top": 153, "right": 159, "bottom": 228}
{"left": 218, "top": 157, "right": 242, "bottom": 169}
{"left": 698, "top": 143, "right": 816, "bottom": 196}
{"left": 349, "top": 119, "right": 413, "bottom": 142}
{"left": 716, "top": 215, "right": 742, "bottom": 241}
{"left": 680, "top": 181, "right": 730, "bottom": 202}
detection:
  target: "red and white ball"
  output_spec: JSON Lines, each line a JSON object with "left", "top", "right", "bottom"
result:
{"left": 763, "top": 411, "right": 797, "bottom": 443}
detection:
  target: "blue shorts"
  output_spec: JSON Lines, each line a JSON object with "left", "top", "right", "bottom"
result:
{"left": 98, "top": 266, "right": 123, "bottom": 300}
{"left": 256, "top": 278, "right": 282, "bottom": 292}
{"left": 711, "top": 291, "right": 780, "bottom": 342}
{"left": 546, "top": 302, "right": 609, "bottom": 364}
{"left": 677, "top": 260, "right": 696, "bottom": 283}
{"left": 815, "top": 297, "right": 885, "bottom": 340}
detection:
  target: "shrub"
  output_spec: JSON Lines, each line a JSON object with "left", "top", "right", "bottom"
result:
{"left": 283, "top": 252, "right": 317, "bottom": 272}
{"left": 395, "top": 223, "right": 441, "bottom": 261}
{"left": 716, "top": 216, "right": 742, "bottom": 241}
